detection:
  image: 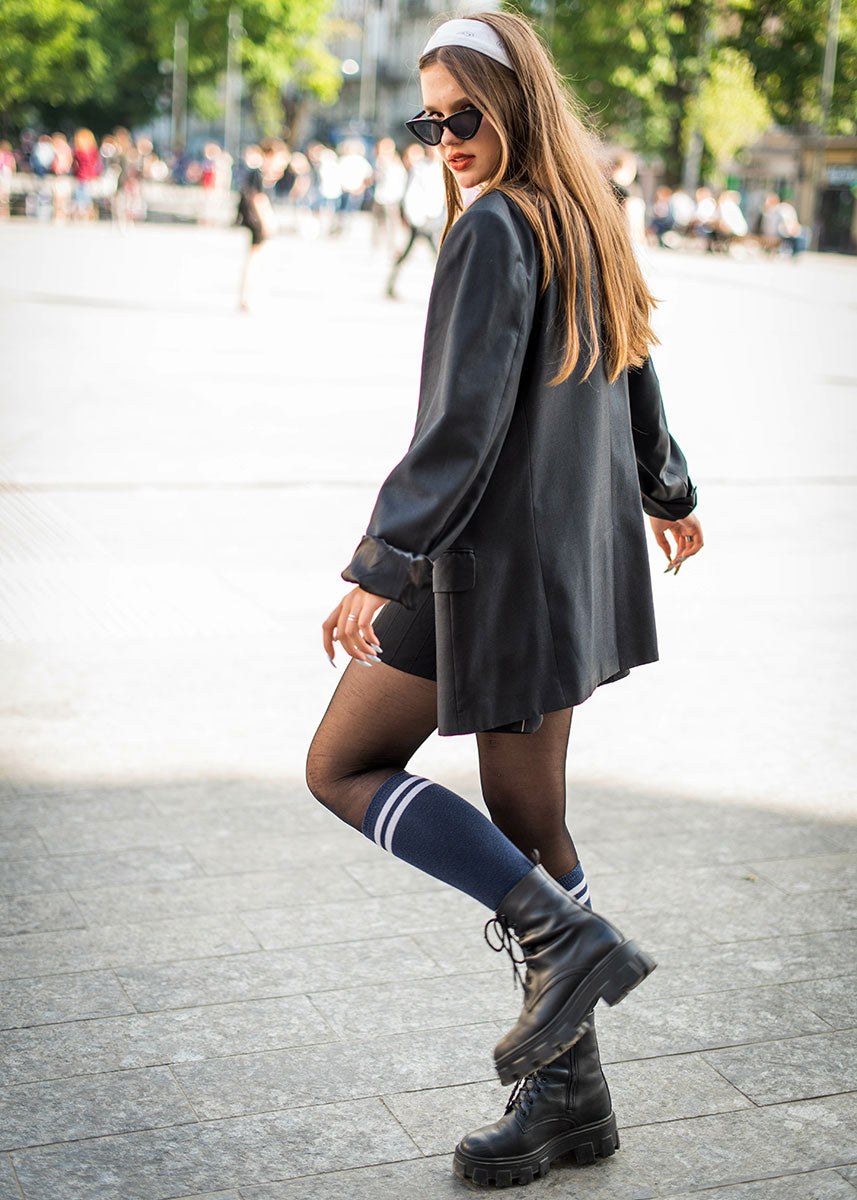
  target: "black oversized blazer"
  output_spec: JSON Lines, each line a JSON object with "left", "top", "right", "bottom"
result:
{"left": 343, "top": 188, "right": 696, "bottom": 736}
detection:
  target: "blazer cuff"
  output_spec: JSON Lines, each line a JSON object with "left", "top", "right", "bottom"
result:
{"left": 342, "top": 534, "right": 433, "bottom": 609}
{"left": 641, "top": 482, "right": 698, "bottom": 521}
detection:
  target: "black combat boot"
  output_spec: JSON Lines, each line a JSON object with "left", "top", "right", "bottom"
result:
{"left": 454, "top": 1014, "right": 618, "bottom": 1187}
{"left": 489, "top": 864, "right": 655, "bottom": 1084}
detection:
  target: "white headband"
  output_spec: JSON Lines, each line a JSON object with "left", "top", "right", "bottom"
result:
{"left": 421, "top": 18, "right": 514, "bottom": 71}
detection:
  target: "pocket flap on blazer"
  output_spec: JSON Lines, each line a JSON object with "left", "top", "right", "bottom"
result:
{"left": 432, "top": 550, "right": 476, "bottom": 593}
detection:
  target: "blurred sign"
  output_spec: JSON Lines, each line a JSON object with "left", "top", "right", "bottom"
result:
{"left": 826, "top": 165, "right": 857, "bottom": 186}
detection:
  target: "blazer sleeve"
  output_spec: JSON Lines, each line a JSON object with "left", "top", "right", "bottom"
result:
{"left": 628, "top": 356, "right": 698, "bottom": 521}
{"left": 342, "top": 203, "right": 537, "bottom": 607}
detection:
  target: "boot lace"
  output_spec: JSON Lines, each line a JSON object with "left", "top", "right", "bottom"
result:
{"left": 484, "top": 914, "right": 527, "bottom": 990}
{"left": 505, "top": 1070, "right": 544, "bottom": 1116}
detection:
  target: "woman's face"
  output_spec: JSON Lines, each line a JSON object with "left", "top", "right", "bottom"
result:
{"left": 419, "top": 62, "right": 502, "bottom": 188}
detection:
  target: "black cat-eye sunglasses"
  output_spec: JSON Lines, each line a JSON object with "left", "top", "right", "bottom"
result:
{"left": 405, "top": 106, "right": 484, "bottom": 146}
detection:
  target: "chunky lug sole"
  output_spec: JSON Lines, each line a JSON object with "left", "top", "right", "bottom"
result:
{"left": 495, "top": 940, "right": 656, "bottom": 1085}
{"left": 453, "top": 1112, "right": 619, "bottom": 1187}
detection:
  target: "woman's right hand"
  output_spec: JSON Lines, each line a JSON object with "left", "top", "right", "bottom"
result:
{"left": 322, "top": 586, "right": 387, "bottom": 667}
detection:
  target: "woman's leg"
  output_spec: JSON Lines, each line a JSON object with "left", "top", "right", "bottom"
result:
{"left": 477, "top": 708, "right": 580, "bottom": 882}
{"left": 306, "top": 659, "right": 439, "bottom": 830}
{"left": 306, "top": 660, "right": 535, "bottom": 909}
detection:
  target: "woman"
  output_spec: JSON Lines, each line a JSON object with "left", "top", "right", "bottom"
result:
{"left": 236, "top": 145, "right": 276, "bottom": 312}
{"left": 71, "top": 129, "right": 102, "bottom": 220}
{"left": 307, "top": 11, "right": 702, "bottom": 1187}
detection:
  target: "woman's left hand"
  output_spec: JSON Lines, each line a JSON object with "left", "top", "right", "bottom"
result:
{"left": 322, "top": 587, "right": 388, "bottom": 666}
{"left": 649, "top": 514, "right": 704, "bottom": 575}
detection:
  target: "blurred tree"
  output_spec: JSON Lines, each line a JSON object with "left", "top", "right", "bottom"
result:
{"left": 0, "top": 0, "right": 341, "bottom": 139}
{"left": 0, "top": 0, "right": 108, "bottom": 125}
{"left": 729, "top": 0, "right": 857, "bottom": 133}
{"left": 684, "top": 48, "right": 771, "bottom": 181}
{"left": 512, "top": 0, "right": 856, "bottom": 177}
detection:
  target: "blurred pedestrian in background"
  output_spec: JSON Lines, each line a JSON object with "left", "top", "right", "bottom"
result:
{"left": 710, "top": 190, "right": 748, "bottom": 252}
{"left": 308, "top": 10, "right": 701, "bottom": 1189}
{"left": 760, "top": 192, "right": 804, "bottom": 257}
{"left": 385, "top": 143, "right": 444, "bottom": 299}
{"left": 50, "top": 133, "right": 74, "bottom": 222}
{"left": 200, "top": 141, "right": 232, "bottom": 227}
{"left": 71, "top": 128, "right": 102, "bottom": 220}
{"left": 305, "top": 142, "right": 342, "bottom": 237}
{"left": 333, "top": 139, "right": 373, "bottom": 235}
{"left": 0, "top": 141, "right": 16, "bottom": 219}
{"left": 371, "top": 137, "right": 407, "bottom": 250}
{"left": 236, "top": 145, "right": 276, "bottom": 312}
{"left": 111, "top": 127, "right": 144, "bottom": 229}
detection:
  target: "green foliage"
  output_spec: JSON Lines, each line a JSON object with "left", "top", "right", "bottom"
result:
{"left": 727, "top": 0, "right": 857, "bottom": 133}
{"left": 0, "top": 0, "right": 108, "bottom": 115}
{"left": 0, "top": 0, "right": 342, "bottom": 137}
{"left": 685, "top": 48, "right": 771, "bottom": 178}
{"left": 511, "top": 0, "right": 856, "bottom": 176}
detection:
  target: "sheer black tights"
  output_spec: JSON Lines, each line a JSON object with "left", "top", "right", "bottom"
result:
{"left": 306, "top": 661, "right": 580, "bottom": 880}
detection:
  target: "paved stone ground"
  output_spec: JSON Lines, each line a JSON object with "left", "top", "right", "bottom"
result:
{"left": 0, "top": 215, "right": 855, "bottom": 1199}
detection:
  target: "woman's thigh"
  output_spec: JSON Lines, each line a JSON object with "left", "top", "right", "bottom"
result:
{"left": 306, "top": 659, "right": 439, "bottom": 829}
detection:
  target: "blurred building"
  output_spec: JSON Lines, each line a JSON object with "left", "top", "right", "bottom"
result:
{"left": 731, "top": 130, "right": 857, "bottom": 254}
{"left": 314, "top": 0, "right": 498, "bottom": 145}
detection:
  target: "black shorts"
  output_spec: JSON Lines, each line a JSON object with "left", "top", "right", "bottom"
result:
{"left": 372, "top": 588, "right": 544, "bottom": 734}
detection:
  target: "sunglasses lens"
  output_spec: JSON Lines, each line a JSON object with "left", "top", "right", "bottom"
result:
{"left": 449, "top": 109, "right": 482, "bottom": 140}
{"left": 409, "top": 119, "right": 441, "bottom": 146}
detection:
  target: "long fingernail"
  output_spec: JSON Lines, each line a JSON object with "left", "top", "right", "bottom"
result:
{"left": 327, "top": 655, "right": 337, "bottom": 668}
{"left": 357, "top": 660, "right": 377, "bottom": 668}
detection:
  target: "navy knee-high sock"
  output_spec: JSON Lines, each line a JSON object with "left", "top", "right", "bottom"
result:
{"left": 361, "top": 771, "right": 534, "bottom": 911}
{"left": 557, "top": 862, "right": 592, "bottom": 909}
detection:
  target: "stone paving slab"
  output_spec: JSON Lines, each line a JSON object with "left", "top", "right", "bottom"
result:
{"left": 839, "top": 1165, "right": 857, "bottom": 1185}
{"left": 591, "top": 865, "right": 857, "bottom": 943}
{"left": 0, "top": 1066, "right": 195, "bottom": 1150}
{"left": 591, "top": 823, "right": 848, "bottom": 871}
{"left": 10, "top": 1098, "right": 421, "bottom": 1200}
{"left": 32, "top": 807, "right": 328, "bottom": 856}
{"left": 0, "top": 845, "right": 204, "bottom": 896}
{"left": 0, "top": 995, "right": 334, "bottom": 1085}
{"left": 0, "top": 914, "right": 260, "bottom": 979}
{"left": 308, "top": 971, "right": 520, "bottom": 1040}
{"left": 238, "top": 1152, "right": 657, "bottom": 1199}
{"left": 173, "top": 1022, "right": 503, "bottom": 1119}
{"left": 115, "top": 935, "right": 440, "bottom": 1011}
{"left": 342, "top": 856, "right": 450, "bottom": 897}
{"left": 595, "top": 980, "right": 830, "bottom": 1061}
{"left": 0, "top": 788, "right": 159, "bottom": 828}
{"left": 748, "top": 852, "right": 857, "bottom": 895}
{"left": 66, "top": 865, "right": 368, "bottom": 925}
{"left": 0, "top": 828, "right": 47, "bottom": 860}
{"left": 183, "top": 830, "right": 379, "bottom": 876}
{"left": 0, "top": 891, "right": 84, "bottom": 936}
{"left": 0, "top": 970, "right": 133, "bottom": 1029}
{"left": 604, "top": 931, "right": 857, "bottom": 1002}
{"left": 238, "top": 888, "right": 483, "bottom": 950}
{"left": 0, "top": 1156, "right": 21, "bottom": 1200}
{"left": 614, "top": 1093, "right": 857, "bottom": 1194}
{"left": 662, "top": 1171, "right": 857, "bottom": 1198}
{"left": 780, "top": 973, "right": 857, "bottom": 1036}
{"left": 704, "top": 1028, "right": 857, "bottom": 1105}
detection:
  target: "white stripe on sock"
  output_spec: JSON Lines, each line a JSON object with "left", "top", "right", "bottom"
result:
{"left": 372, "top": 776, "right": 424, "bottom": 847}
{"left": 569, "top": 878, "right": 588, "bottom": 898}
{"left": 382, "top": 778, "right": 434, "bottom": 852}
{"left": 575, "top": 886, "right": 590, "bottom": 907}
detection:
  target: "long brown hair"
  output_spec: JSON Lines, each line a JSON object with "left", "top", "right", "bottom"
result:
{"left": 419, "top": 9, "right": 657, "bottom": 384}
